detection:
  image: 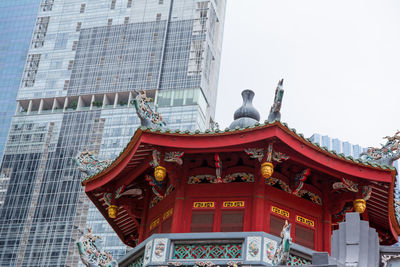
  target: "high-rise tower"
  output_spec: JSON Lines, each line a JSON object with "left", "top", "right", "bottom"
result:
{"left": 0, "top": 0, "right": 41, "bottom": 165}
{"left": 0, "top": 0, "right": 226, "bottom": 266}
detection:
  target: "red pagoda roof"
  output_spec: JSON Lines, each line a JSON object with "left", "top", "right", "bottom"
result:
{"left": 82, "top": 121, "right": 399, "bottom": 245}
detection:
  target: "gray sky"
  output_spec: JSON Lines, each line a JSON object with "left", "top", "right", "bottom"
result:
{"left": 215, "top": 0, "right": 400, "bottom": 148}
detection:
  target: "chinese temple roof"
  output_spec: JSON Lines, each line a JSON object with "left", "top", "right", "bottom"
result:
{"left": 82, "top": 119, "right": 399, "bottom": 245}
{"left": 82, "top": 120, "right": 395, "bottom": 185}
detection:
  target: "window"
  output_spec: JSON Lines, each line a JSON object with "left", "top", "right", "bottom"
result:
{"left": 96, "top": 77, "right": 101, "bottom": 88}
{"left": 111, "top": 0, "right": 116, "bottom": 9}
{"left": 220, "top": 210, "right": 244, "bottom": 232}
{"left": 156, "top": 13, "right": 161, "bottom": 21}
{"left": 190, "top": 211, "right": 214, "bottom": 232}
{"left": 124, "top": 17, "right": 129, "bottom": 24}
{"left": 269, "top": 215, "right": 286, "bottom": 237}
{"left": 68, "top": 60, "right": 74, "bottom": 70}
{"left": 72, "top": 41, "right": 78, "bottom": 51}
{"left": 295, "top": 224, "right": 314, "bottom": 249}
{"left": 159, "top": 0, "right": 163, "bottom": 4}
{"left": 63, "top": 80, "right": 70, "bottom": 90}
{"left": 127, "top": 0, "right": 132, "bottom": 8}
{"left": 76, "top": 22, "right": 82, "bottom": 32}
{"left": 107, "top": 18, "right": 113, "bottom": 26}
{"left": 80, "top": 3, "right": 86, "bottom": 13}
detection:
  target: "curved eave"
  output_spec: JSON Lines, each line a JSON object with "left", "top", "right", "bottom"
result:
{"left": 83, "top": 121, "right": 396, "bottom": 189}
{"left": 82, "top": 128, "right": 144, "bottom": 186}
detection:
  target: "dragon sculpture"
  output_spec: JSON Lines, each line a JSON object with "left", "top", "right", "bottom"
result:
{"left": 360, "top": 131, "right": 400, "bottom": 166}
{"left": 272, "top": 220, "right": 292, "bottom": 265}
{"left": 268, "top": 79, "right": 284, "bottom": 122}
{"left": 131, "top": 90, "right": 166, "bottom": 129}
{"left": 73, "top": 149, "right": 112, "bottom": 177}
{"left": 76, "top": 229, "right": 118, "bottom": 267}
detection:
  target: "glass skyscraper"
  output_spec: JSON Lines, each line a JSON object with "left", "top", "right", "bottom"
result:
{"left": 310, "top": 133, "right": 399, "bottom": 188}
{"left": 0, "top": 0, "right": 41, "bottom": 165}
{"left": 0, "top": 0, "right": 226, "bottom": 266}
{"left": 309, "top": 133, "right": 365, "bottom": 158}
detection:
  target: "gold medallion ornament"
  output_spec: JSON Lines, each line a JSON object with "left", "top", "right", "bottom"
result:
{"left": 353, "top": 199, "right": 366, "bottom": 213}
{"left": 108, "top": 205, "right": 118, "bottom": 218}
{"left": 261, "top": 162, "right": 274, "bottom": 178}
{"left": 154, "top": 165, "right": 167, "bottom": 181}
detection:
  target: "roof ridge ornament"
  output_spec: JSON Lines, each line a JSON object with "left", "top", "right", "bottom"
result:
{"left": 268, "top": 79, "right": 284, "bottom": 122}
{"left": 229, "top": 89, "right": 260, "bottom": 129}
{"left": 74, "top": 149, "right": 112, "bottom": 179}
{"left": 132, "top": 90, "right": 166, "bottom": 129}
{"left": 360, "top": 130, "right": 400, "bottom": 166}
{"left": 76, "top": 228, "right": 118, "bottom": 266}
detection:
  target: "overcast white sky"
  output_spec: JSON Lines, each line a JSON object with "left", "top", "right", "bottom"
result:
{"left": 215, "top": 0, "right": 400, "bottom": 148}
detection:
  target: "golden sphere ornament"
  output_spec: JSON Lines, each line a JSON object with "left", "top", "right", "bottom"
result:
{"left": 353, "top": 199, "right": 366, "bottom": 214}
{"left": 108, "top": 205, "right": 118, "bottom": 219}
{"left": 261, "top": 162, "right": 274, "bottom": 179}
{"left": 154, "top": 166, "right": 167, "bottom": 182}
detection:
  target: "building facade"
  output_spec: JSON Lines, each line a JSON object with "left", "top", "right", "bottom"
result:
{"left": 0, "top": 0, "right": 226, "bottom": 266}
{"left": 0, "top": 0, "right": 41, "bottom": 165}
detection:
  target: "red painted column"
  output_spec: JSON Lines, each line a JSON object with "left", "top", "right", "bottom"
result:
{"left": 171, "top": 171, "right": 186, "bottom": 233}
{"left": 252, "top": 161, "right": 265, "bottom": 231}
{"left": 322, "top": 186, "right": 331, "bottom": 253}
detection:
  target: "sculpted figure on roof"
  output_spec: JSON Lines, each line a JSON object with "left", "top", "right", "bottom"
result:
{"left": 132, "top": 90, "right": 166, "bottom": 129}
{"left": 76, "top": 228, "right": 118, "bottom": 267}
{"left": 268, "top": 79, "right": 284, "bottom": 122}
{"left": 360, "top": 131, "right": 400, "bottom": 166}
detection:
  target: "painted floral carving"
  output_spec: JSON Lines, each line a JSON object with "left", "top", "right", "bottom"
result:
{"left": 265, "top": 240, "right": 276, "bottom": 263}
{"left": 154, "top": 240, "right": 166, "bottom": 258}
{"left": 244, "top": 144, "right": 289, "bottom": 163}
{"left": 332, "top": 177, "right": 358, "bottom": 192}
{"left": 244, "top": 148, "right": 264, "bottom": 162}
{"left": 164, "top": 152, "right": 184, "bottom": 165}
{"left": 248, "top": 240, "right": 259, "bottom": 257}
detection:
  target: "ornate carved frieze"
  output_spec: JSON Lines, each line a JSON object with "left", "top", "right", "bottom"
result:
{"left": 332, "top": 177, "right": 358, "bottom": 192}
{"left": 188, "top": 172, "right": 254, "bottom": 184}
{"left": 164, "top": 152, "right": 184, "bottom": 165}
{"left": 244, "top": 144, "right": 289, "bottom": 163}
{"left": 265, "top": 176, "right": 322, "bottom": 205}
